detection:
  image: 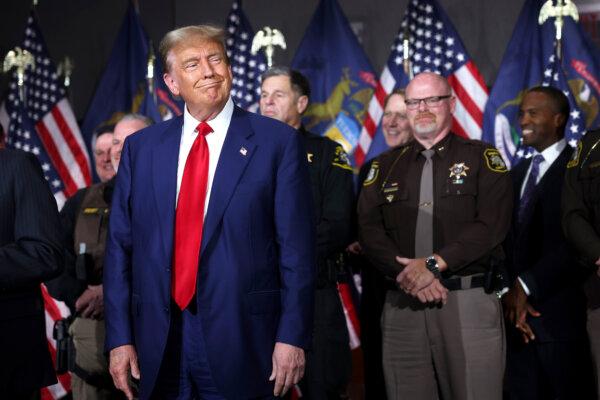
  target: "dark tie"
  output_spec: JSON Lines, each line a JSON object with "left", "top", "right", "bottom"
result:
{"left": 415, "top": 149, "right": 435, "bottom": 258}
{"left": 518, "top": 154, "right": 544, "bottom": 225}
{"left": 172, "top": 121, "right": 213, "bottom": 310}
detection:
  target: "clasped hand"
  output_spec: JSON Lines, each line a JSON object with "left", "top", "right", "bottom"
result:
{"left": 396, "top": 256, "right": 448, "bottom": 305}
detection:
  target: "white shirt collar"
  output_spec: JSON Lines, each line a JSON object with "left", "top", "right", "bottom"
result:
{"left": 532, "top": 138, "right": 566, "bottom": 165}
{"left": 183, "top": 96, "right": 234, "bottom": 135}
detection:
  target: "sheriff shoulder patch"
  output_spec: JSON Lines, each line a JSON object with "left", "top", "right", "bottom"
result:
{"left": 567, "top": 141, "right": 582, "bottom": 169}
{"left": 483, "top": 149, "right": 508, "bottom": 173}
{"left": 332, "top": 146, "right": 353, "bottom": 171}
{"left": 363, "top": 161, "right": 379, "bottom": 186}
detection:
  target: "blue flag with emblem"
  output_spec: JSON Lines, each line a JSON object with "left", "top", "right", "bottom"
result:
{"left": 482, "top": 0, "right": 600, "bottom": 168}
{"left": 225, "top": 0, "right": 268, "bottom": 111}
{"left": 291, "top": 0, "right": 378, "bottom": 164}
{"left": 80, "top": 3, "right": 182, "bottom": 173}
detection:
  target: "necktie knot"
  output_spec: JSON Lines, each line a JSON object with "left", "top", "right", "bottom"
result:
{"left": 196, "top": 121, "right": 213, "bottom": 137}
{"left": 532, "top": 154, "right": 544, "bottom": 166}
{"left": 421, "top": 149, "right": 435, "bottom": 160}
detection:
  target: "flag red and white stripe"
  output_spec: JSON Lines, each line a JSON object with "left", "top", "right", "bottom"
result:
{"left": 40, "top": 285, "right": 72, "bottom": 400}
{"left": 355, "top": 0, "right": 489, "bottom": 166}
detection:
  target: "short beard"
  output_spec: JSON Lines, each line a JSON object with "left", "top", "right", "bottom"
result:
{"left": 414, "top": 122, "right": 437, "bottom": 136}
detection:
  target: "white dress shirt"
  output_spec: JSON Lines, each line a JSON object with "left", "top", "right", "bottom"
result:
{"left": 176, "top": 97, "right": 234, "bottom": 217}
{"left": 517, "top": 138, "right": 566, "bottom": 295}
{"left": 519, "top": 138, "right": 566, "bottom": 198}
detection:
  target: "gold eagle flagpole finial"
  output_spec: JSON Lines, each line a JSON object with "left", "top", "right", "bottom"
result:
{"left": 3, "top": 47, "right": 36, "bottom": 101}
{"left": 251, "top": 27, "right": 286, "bottom": 68}
{"left": 539, "top": 0, "right": 579, "bottom": 59}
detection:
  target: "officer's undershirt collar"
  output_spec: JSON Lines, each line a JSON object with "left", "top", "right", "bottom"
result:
{"left": 411, "top": 132, "right": 454, "bottom": 160}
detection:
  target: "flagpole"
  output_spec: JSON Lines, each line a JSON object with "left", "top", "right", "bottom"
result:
{"left": 538, "top": 0, "right": 580, "bottom": 61}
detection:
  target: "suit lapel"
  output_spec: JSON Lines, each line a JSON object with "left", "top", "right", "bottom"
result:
{"left": 536, "top": 146, "right": 572, "bottom": 193}
{"left": 152, "top": 116, "right": 183, "bottom": 261}
{"left": 512, "top": 159, "right": 529, "bottom": 224}
{"left": 201, "top": 107, "right": 256, "bottom": 255}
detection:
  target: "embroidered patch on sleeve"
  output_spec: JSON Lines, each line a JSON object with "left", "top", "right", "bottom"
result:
{"left": 483, "top": 149, "right": 508, "bottom": 173}
{"left": 332, "top": 146, "right": 353, "bottom": 171}
{"left": 363, "top": 161, "right": 379, "bottom": 186}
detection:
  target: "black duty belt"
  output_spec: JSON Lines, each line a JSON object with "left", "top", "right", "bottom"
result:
{"left": 441, "top": 274, "right": 485, "bottom": 291}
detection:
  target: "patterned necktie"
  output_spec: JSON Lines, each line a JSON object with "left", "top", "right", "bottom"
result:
{"left": 518, "top": 154, "right": 544, "bottom": 225}
{"left": 172, "top": 121, "right": 213, "bottom": 310}
{"left": 414, "top": 149, "right": 435, "bottom": 258}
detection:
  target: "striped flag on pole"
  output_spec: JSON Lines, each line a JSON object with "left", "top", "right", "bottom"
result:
{"left": 225, "top": 0, "right": 267, "bottom": 111}
{"left": 356, "top": 0, "right": 489, "bottom": 165}
{"left": 1, "top": 12, "right": 91, "bottom": 209}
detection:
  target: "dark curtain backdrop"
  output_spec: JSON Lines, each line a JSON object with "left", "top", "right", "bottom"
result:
{"left": 0, "top": 0, "right": 593, "bottom": 121}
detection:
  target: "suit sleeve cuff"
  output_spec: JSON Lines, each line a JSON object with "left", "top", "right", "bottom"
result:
{"left": 518, "top": 275, "right": 533, "bottom": 297}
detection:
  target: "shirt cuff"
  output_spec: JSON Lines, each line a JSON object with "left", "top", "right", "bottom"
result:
{"left": 517, "top": 276, "right": 531, "bottom": 296}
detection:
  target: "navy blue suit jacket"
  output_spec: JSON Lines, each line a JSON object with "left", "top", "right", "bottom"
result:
{"left": 504, "top": 146, "right": 587, "bottom": 342}
{"left": 104, "top": 106, "right": 316, "bottom": 399}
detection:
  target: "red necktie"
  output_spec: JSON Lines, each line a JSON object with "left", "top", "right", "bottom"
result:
{"left": 172, "top": 121, "right": 213, "bottom": 310}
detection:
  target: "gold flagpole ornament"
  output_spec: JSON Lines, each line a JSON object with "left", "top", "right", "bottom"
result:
{"left": 251, "top": 27, "right": 286, "bottom": 68}
{"left": 57, "top": 56, "right": 74, "bottom": 88}
{"left": 3, "top": 47, "right": 36, "bottom": 101}
{"left": 539, "top": 0, "right": 579, "bottom": 60}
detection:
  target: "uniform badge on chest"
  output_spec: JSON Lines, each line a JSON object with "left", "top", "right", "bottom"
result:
{"left": 449, "top": 162, "right": 469, "bottom": 184}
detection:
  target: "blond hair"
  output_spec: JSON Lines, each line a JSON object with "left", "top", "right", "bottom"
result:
{"left": 159, "top": 24, "right": 228, "bottom": 72}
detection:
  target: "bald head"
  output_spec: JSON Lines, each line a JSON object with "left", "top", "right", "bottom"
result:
{"left": 111, "top": 115, "right": 153, "bottom": 171}
{"left": 406, "top": 72, "right": 452, "bottom": 95}
{"left": 405, "top": 72, "right": 455, "bottom": 148}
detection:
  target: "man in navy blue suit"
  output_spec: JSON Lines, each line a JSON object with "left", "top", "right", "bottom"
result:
{"left": 104, "top": 25, "right": 316, "bottom": 400}
{"left": 503, "top": 86, "right": 593, "bottom": 399}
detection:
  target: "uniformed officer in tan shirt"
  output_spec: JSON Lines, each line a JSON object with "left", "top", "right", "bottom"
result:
{"left": 358, "top": 72, "right": 512, "bottom": 400}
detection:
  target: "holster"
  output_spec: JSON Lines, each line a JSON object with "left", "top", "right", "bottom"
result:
{"left": 53, "top": 317, "right": 75, "bottom": 374}
{"left": 484, "top": 254, "right": 509, "bottom": 295}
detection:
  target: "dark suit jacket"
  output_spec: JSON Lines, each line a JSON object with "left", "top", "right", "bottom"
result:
{"left": 0, "top": 149, "right": 63, "bottom": 394}
{"left": 104, "top": 106, "right": 316, "bottom": 399}
{"left": 504, "top": 146, "right": 587, "bottom": 342}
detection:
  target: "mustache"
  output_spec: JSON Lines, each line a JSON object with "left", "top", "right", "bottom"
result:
{"left": 414, "top": 112, "right": 436, "bottom": 121}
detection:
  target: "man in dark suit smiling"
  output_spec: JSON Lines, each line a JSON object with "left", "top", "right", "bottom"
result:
{"left": 503, "top": 86, "right": 593, "bottom": 399}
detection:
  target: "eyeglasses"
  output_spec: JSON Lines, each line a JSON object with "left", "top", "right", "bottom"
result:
{"left": 404, "top": 95, "right": 452, "bottom": 110}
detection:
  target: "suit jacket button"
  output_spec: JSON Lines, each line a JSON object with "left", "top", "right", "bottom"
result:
{"left": 164, "top": 307, "right": 169, "bottom": 313}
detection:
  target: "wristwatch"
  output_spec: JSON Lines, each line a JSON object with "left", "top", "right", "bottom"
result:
{"left": 425, "top": 256, "right": 442, "bottom": 279}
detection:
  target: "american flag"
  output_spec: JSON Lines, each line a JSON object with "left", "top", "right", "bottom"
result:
{"left": 356, "top": 0, "right": 489, "bottom": 165}
{"left": 225, "top": 0, "right": 267, "bottom": 111}
{"left": 1, "top": 14, "right": 91, "bottom": 209}
{"left": 1, "top": 13, "right": 89, "bottom": 399}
